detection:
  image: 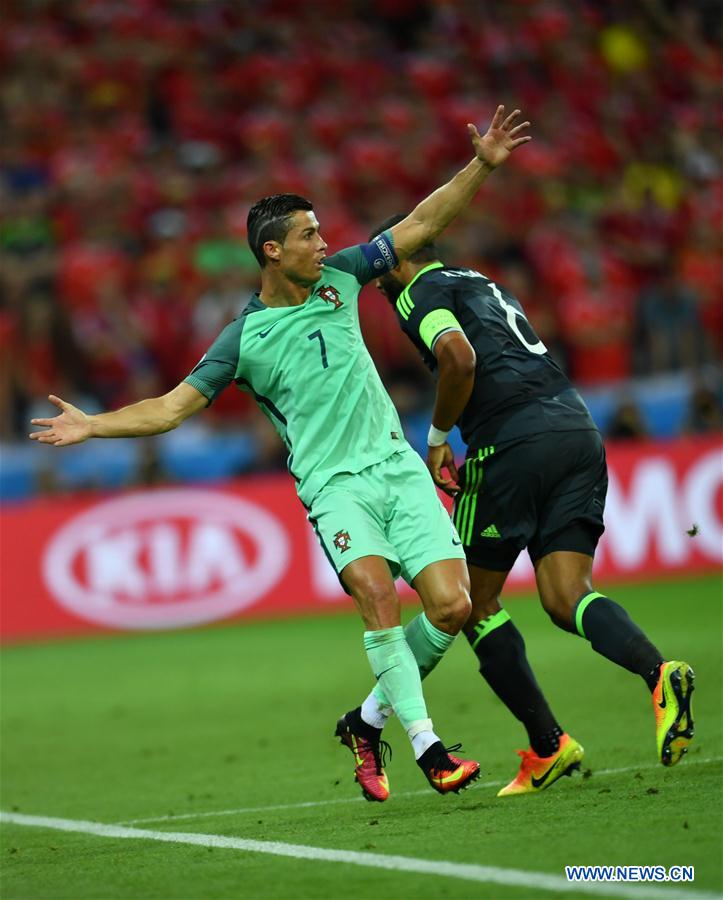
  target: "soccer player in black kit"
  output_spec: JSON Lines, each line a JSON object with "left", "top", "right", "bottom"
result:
{"left": 366, "top": 214, "right": 695, "bottom": 795}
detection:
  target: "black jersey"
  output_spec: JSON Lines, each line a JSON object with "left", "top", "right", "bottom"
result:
{"left": 396, "top": 262, "right": 597, "bottom": 447}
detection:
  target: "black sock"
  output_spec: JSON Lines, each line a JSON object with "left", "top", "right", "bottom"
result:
{"left": 468, "top": 611, "right": 562, "bottom": 757}
{"left": 348, "top": 706, "right": 381, "bottom": 740}
{"left": 573, "top": 593, "right": 663, "bottom": 691}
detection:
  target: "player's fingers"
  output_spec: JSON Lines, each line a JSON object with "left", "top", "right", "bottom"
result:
{"left": 489, "top": 104, "right": 505, "bottom": 128}
{"left": 509, "top": 136, "right": 533, "bottom": 148}
{"left": 429, "top": 462, "right": 451, "bottom": 488}
{"left": 448, "top": 459, "right": 459, "bottom": 482}
{"left": 48, "top": 394, "right": 68, "bottom": 410}
{"left": 467, "top": 123, "right": 481, "bottom": 140}
{"left": 501, "top": 108, "right": 521, "bottom": 130}
{"left": 30, "top": 417, "right": 55, "bottom": 426}
{"left": 508, "top": 121, "right": 530, "bottom": 137}
{"left": 30, "top": 431, "right": 58, "bottom": 444}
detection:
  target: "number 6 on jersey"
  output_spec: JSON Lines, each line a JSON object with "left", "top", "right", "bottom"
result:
{"left": 488, "top": 281, "right": 547, "bottom": 356}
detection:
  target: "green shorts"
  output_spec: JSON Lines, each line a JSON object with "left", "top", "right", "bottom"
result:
{"left": 307, "top": 449, "right": 464, "bottom": 587}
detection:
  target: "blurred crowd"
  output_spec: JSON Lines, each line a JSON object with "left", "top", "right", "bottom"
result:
{"left": 2, "top": 0, "right": 721, "bottom": 472}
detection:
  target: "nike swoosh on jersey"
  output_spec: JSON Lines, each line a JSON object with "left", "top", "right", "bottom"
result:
{"left": 258, "top": 322, "right": 281, "bottom": 338}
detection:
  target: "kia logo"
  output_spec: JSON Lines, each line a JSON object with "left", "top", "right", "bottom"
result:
{"left": 43, "top": 489, "right": 290, "bottom": 630}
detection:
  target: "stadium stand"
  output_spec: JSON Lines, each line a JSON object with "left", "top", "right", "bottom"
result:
{"left": 3, "top": 0, "right": 720, "bottom": 499}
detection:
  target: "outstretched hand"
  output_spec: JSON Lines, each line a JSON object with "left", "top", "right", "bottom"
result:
{"left": 427, "top": 442, "right": 460, "bottom": 497}
{"left": 29, "top": 395, "right": 91, "bottom": 447}
{"left": 468, "top": 105, "right": 531, "bottom": 169}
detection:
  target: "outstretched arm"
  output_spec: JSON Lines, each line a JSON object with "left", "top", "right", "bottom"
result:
{"left": 29, "top": 382, "right": 207, "bottom": 447}
{"left": 390, "top": 105, "right": 530, "bottom": 260}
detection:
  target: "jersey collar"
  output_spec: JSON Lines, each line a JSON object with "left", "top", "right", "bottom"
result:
{"left": 406, "top": 261, "right": 444, "bottom": 291}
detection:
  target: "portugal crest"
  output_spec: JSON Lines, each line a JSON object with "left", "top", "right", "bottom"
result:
{"left": 333, "top": 530, "right": 352, "bottom": 552}
{"left": 318, "top": 284, "right": 343, "bottom": 309}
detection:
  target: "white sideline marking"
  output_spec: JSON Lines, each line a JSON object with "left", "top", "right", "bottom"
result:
{"left": 1, "top": 811, "right": 718, "bottom": 900}
{"left": 117, "top": 754, "right": 723, "bottom": 826}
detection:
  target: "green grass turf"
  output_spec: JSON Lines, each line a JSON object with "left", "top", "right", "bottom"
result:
{"left": 1, "top": 574, "right": 721, "bottom": 899}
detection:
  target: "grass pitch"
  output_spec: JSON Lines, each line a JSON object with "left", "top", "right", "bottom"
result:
{"left": 1, "top": 574, "right": 721, "bottom": 899}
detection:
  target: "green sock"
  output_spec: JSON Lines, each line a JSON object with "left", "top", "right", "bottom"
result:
{"left": 363, "top": 626, "right": 432, "bottom": 736}
{"left": 371, "top": 614, "right": 455, "bottom": 710}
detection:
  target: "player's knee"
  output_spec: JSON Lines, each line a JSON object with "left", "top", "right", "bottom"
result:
{"left": 471, "top": 591, "right": 502, "bottom": 622}
{"left": 540, "top": 589, "right": 581, "bottom": 633}
{"left": 428, "top": 586, "right": 472, "bottom": 635}
{"left": 346, "top": 574, "right": 400, "bottom": 629}
{"left": 545, "top": 606, "right": 575, "bottom": 633}
{"left": 360, "top": 580, "right": 398, "bottom": 610}
{"left": 461, "top": 572, "right": 505, "bottom": 633}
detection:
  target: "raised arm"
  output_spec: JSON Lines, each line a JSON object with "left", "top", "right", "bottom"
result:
{"left": 29, "top": 382, "right": 207, "bottom": 447}
{"left": 390, "top": 105, "right": 530, "bottom": 260}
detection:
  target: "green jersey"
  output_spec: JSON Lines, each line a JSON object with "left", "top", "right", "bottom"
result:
{"left": 184, "top": 236, "right": 410, "bottom": 506}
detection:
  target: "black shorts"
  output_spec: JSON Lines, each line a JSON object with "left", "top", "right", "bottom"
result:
{"left": 452, "top": 430, "right": 608, "bottom": 572}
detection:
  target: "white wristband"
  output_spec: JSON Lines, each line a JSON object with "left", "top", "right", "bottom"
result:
{"left": 427, "top": 424, "right": 450, "bottom": 447}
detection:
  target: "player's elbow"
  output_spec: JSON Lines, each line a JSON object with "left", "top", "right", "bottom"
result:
{"left": 164, "top": 410, "right": 186, "bottom": 432}
{"left": 153, "top": 402, "right": 188, "bottom": 434}
{"left": 456, "top": 348, "right": 477, "bottom": 379}
{"left": 160, "top": 384, "right": 207, "bottom": 431}
{"left": 391, "top": 216, "right": 435, "bottom": 260}
{"left": 438, "top": 341, "right": 476, "bottom": 382}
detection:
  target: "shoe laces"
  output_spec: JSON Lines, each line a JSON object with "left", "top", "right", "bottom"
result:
{"left": 376, "top": 739, "right": 392, "bottom": 771}
{"left": 428, "top": 742, "right": 463, "bottom": 774}
{"left": 359, "top": 734, "right": 392, "bottom": 774}
{"left": 515, "top": 748, "right": 539, "bottom": 774}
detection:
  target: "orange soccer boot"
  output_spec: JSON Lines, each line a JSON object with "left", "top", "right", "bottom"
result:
{"left": 497, "top": 733, "right": 584, "bottom": 797}
{"left": 335, "top": 709, "right": 392, "bottom": 802}
{"left": 417, "top": 741, "right": 480, "bottom": 795}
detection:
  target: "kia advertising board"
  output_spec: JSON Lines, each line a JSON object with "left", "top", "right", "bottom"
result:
{"left": 43, "top": 490, "right": 291, "bottom": 630}
{"left": 1, "top": 437, "right": 720, "bottom": 642}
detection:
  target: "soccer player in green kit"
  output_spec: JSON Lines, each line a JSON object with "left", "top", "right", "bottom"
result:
{"left": 367, "top": 215, "right": 695, "bottom": 796}
{"left": 30, "top": 105, "right": 532, "bottom": 802}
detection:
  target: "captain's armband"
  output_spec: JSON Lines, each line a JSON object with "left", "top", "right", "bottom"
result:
{"left": 360, "top": 231, "right": 398, "bottom": 275}
{"left": 419, "top": 309, "right": 463, "bottom": 351}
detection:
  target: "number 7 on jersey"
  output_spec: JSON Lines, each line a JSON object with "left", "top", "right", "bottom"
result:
{"left": 307, "top": 329, "right": 329, "bottom": 369}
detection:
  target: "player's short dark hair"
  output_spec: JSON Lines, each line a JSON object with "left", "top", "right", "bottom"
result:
{"left": 369, "top": 213, "right": 439, "bottom": 264}
{"left": 247, "top": 194, "right": 314, "bottom": 267}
